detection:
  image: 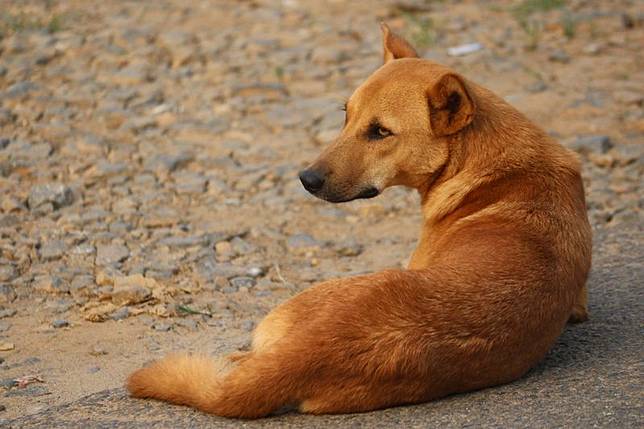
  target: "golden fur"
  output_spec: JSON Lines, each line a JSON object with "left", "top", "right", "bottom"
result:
{"left": 126, "top": 24, "right": 592, "bottom": 418}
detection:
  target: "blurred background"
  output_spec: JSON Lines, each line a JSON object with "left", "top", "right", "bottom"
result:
{"left": 0, "top": 0, "right": 642, "bottom": 422}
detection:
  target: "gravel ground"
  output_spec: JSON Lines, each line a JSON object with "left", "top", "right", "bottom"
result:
{"left": 0, "top": 0, "right": 642, "bottom": 426}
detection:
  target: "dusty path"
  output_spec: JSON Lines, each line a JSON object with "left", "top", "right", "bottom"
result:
{"left": 0, "top": 0, "right": 642, "bottom": 425}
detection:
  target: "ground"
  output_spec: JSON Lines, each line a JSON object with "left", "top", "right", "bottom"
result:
{"left": 0, "top": 0, "right": 642, "bottom": 427}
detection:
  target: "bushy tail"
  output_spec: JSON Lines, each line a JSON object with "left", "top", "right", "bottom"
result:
{"left": 126, "top": 353, "right": 294, "bottom": 418}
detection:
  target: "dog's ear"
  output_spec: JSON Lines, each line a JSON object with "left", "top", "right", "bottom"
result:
{"left": 427, "top": 73, "right": 475, "bottom": 136}
{"left": 381, "top": 22, "right": 418, "bottom": 64}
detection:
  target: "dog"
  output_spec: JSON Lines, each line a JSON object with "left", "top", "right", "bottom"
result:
{"left": 126, "top": 23, "right": 592, "bottom": 418}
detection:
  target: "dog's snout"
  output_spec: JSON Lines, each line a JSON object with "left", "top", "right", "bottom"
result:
{"left": 299, "top": 169, "right": 325, "bottom": 194}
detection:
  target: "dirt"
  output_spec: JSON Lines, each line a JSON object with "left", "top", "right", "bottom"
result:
{"left": 0, "top": 0, "right": 642, "bottom": 424}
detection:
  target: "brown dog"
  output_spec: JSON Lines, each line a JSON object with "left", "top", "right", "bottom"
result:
{"left": 126, "top": 24, "right": 592, "bottom": 418}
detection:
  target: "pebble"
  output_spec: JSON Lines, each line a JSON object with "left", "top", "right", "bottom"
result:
{"left": 27, "top": 183, "right": 74, "bottom": 211}
{"left": 0, "top": 342, "right": 15, "bottom": 351}
{"left": 110, "top": 275, "right": 155, "bottom": 305}
{"left": 0, "top": 309, "right": 17, "bottom": 319}
{"left": 230, "top": 276, "right": 256, "bottom": 289}
{"left": 39, "top": 240, "right": 68, "bottom": 261}
{"left": 95, "top": 244, "right": 130, "bottom": 266}
{"left": 110, "top": 307, "right": 130, "bottom": 320}
{"left": 0, "top": 286, "right": 17, "bottom": 304}
{"left": 52, "top": 319, "right": 69, "bottom": 328}
{"left": 548, "top": 50, "right": 571, "bottom": 63}
{"left": 0, "top": 265, "right": 17, "bottom": 283}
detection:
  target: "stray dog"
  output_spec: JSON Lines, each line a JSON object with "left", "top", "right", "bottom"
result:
{"left": 127, "top": 24, "right": 592, "bottom": 418}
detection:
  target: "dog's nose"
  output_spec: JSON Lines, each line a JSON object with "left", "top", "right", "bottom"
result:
{"left": 299, "top": 169, "right": 325, "bottom": 193}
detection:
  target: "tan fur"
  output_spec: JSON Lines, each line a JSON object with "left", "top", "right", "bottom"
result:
{"left": 126, "top": 24, "right": 592, "bottom": 418}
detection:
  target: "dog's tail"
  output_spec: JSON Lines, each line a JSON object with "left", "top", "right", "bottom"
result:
{"left": 126, "top": 352, "right": 295, "bottom": 418}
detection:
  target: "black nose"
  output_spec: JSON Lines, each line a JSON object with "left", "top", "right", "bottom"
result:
{"left": 299, "top": 169, "right": 325, "bottom": 193}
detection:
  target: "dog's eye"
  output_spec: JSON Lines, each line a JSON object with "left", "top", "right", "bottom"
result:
{"left": 367, "top": 123, "right": 393, "bottom": 140}
{"left": 377, "top": 127, "right": 391, "bottom": 137}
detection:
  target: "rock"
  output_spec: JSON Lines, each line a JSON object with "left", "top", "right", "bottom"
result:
{"left": 246, "top": 266, "right": 265, "bottom": 278}
{"left": 565, "top": 135, "right": 613, "bottom": 155}
{"left": 0, "top": 309, "right": 17, "bottom": 319}
{"left": 110, "top": 307, "right": 130, "bottom": 320}
{"left": 95, "top": 244, "right": 130, "bottom": 266}
{"left": 0, "top": 322, "right": 10, "bottom": 333}
{"left": 336, "top": 241, "right": 363, "bottom": 257}
{"left": 548, "top": 50, "right": 570, "bottom": 63}
{"left": 0, "top": 265, "right": 17, "bottom": 282}
{"left": 447, "top": 42, "right": 483, "bottom": 56}
{"left": 33, "top": 275, "right": 69, "bottom": 294}
{"left": 230, "top": 276, "right": 256, "bottom": 289}
{"left": 0, "top": 286, "right": 16, "bottom": 304}
{"left": 143, "top": 153, "right": 193, "bottom": 174}
{"left": 526, "top": 81, "right": 547, "bottom": 93}
{"left": 39, "top": 240, "right": 67, "bottom": 261}
{"left": 287, "top": 234, "right": 320, "bottom": 250}
{"left": 110, "top": 275, "right": 155, "bottom": 305}
{"left": 582, "top": 43, "right": 603, "bottom": 55}
{"left": 157, "top": 235, "right": 207, "bottom": 248}
{"left": 28, "top": 183, "right": 74, "bottom": 211}
{"left": 51, "top": 319, "right": 69, "bottom": 329}
{"left": 0, "top": 342, "right": 15, "bottom": 351}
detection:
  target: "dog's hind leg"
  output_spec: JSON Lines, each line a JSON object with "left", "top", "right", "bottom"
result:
{"left": 568, "top": 284, "right": 588, "bottom": 323}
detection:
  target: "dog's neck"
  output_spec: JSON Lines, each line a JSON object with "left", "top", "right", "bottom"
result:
{"left": 417, "top": 83, "right": 551, "bottom": 226}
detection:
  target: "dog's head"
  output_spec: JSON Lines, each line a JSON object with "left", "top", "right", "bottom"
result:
{"left": 299, "top": 24, "right": 475, "bottom": 203}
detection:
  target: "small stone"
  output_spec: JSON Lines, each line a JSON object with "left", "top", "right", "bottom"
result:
{"left": 0, "top": 342, "right": 15, "bottom": 351}
{"left": 110, "top": 274, "right": 154, "bottom": 306}
{"left": 0, "top": 309, "right": 17, "bottom": 319}
{"left": 0, "top": 286, "right": 16, "bottom": 304}
{"left": 287, "top": 234, "right": 320, "bottom": 250}
{"left": 0, "top": 322, "right": 10, "bottom": 332}
{"left": 246, "top": 266, "right": 265, "bottom": 278}
{"left": 51, "top": 319, "right": 69, "bottom": 329}
{"left": 39, "top": 240, "right": 67, "bottom": 261}
{"left": 582, "top": 43, "right": 602, "bottom": 55}
{"left": 526, "top": 81, "right": 547, "bottom": 93}
{"left": 336, "top": 241, "right": 363, "bottom": 257}
{"left": 28, "top": 183, "right": 74, "bottom": 211}
{"left": 230, "top": 276, "right": 256, "bottom": 289}
{"left": 241, "top": 320, "right": 255, "bottom": 332}
{"left": 95, "top": 244, "right": 130, "bottom": 266}
{"left": 110, "top": 307, "right": 130, "bottom": 320}
{"left": 87, "top": 366, "right": 101, "bottom": 374}
{"left": 548, "top": 50, "right": 570, "bottom": 64}
{"left": 0, "top": 265, "right": 17, "bottom": 282}
{"left": 33, "top": 275, "right": 69, "bottom": 294}
{"left": 215, "top": 241, "right": 235, "bottom": 259}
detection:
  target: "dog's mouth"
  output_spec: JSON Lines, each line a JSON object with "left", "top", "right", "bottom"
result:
{"left": 320, "top": 186, "right": 380, "bottom": 203}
